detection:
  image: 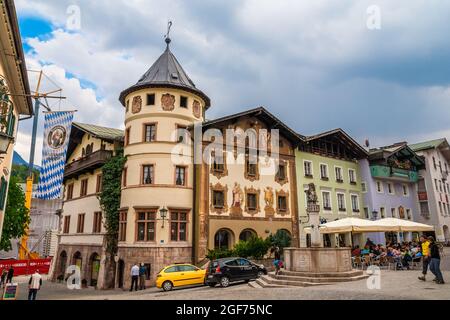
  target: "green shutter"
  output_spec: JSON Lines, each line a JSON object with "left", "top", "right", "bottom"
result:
{"left": 7, "top": 113, "right": 15, "bottom": 137}
{"left": 0, "top": 177, "right": 7, "bottom": 210}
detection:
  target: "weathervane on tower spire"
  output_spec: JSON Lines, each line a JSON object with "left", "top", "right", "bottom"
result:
{"left": 165, "top": 20, "right": 173, "bottom": 47}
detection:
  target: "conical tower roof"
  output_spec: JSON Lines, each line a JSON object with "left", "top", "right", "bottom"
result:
{"left": 119, "top": 40, "right": 210, "bottom": 108}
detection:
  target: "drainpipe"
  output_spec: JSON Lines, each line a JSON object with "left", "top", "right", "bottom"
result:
{"left": 192, "top": 162, "right": 197, "bottom": 265}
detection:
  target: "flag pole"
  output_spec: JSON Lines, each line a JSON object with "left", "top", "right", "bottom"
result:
{"left": 18, "top": 70, "right": 66, "bottom": 260}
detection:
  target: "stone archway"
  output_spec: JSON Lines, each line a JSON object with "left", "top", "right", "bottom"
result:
{"left": 239, "top": 228, "right": 257, "bottom": 242}
{"left": 214, "top": 228, "right": 235, "bottom": 250}
{"left": 72, "top": 251, "right": 82, "bottom": 270}
{"left": 89, "top": 252, "right": 101, "bottom": 287}
{"left": 58, "top": 250, "right": 67, "bottom": 278}
{"left": 278, "top": 229, "right": 292, "bottom": 239}
{"left": 117, "top": 259, "right": 125, "bottom": 289}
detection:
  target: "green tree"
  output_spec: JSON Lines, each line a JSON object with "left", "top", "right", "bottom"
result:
{"left": 97, "top": 150, "right": 126, "bottom": 256}
{"left": 206, "top": 236, "right": 271, "bottom": 260}
{"left": 205, "top": 248, "right": 234, "bottom": 260}
{"left": 268, "top": 229, "right": 292, "bottom": 253}
{"left": 246, "top": 236, "right": 271, "bottom": 259}
{"left": 0, "top": 175, "right": 30, "bottom": 251}
{"left": 11, "top": 164, "right": 39, "bottom": 183}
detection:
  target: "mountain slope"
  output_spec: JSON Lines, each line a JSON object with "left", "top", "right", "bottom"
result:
{"left": 12, "top": 151, "right": 41, "bottom": 170}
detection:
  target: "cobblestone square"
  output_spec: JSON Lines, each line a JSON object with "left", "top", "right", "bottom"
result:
{"left": 12, "top": 250, "right": 450, "bottom": 300}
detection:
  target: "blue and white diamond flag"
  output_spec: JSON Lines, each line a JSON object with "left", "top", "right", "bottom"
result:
{"left": 37, "top": 111, "right": 74, "bottom": 199}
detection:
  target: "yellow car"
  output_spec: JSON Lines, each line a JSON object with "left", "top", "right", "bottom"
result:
{"left": 156, "top": 263, "right": 206, "bottom": 291}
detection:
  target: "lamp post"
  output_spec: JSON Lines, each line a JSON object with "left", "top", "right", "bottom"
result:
{"left": 159, "top": 207, "right": 168, "bottom": 228}
{"left": 372, "top": 210, "right": 378, "bottom": 221}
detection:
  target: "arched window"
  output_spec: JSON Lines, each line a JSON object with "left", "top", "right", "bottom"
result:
{"left": 214, "top": 229, "right": 233, "bottom": 250}
{"left": 239, "top": 229, "right": 256, "bottom": 242}
{"left": 278, "top": 229, "right": 291, "bottom": 238}
{"left": 89, "top": 253, "right": 101, "bottom": 286}
{"left": 73, "top": 251, "right": 82, "bottom": 270}
{"left": 86, "top": 143, "right": 93, "bottom": 156}
{"left": 59, "top": 251, "right": 67, "bottom": 276}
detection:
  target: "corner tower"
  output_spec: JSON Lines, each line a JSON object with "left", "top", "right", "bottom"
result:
{"left": 117, "top": 35, "right": 210, "bottom": 288}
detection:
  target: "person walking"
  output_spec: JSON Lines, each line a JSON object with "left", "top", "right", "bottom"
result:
{"left": 139, "top": 263, "right": 147, "bottom": 290}
{"left": 0, "top": 269, "right": 7, "bottom": 288}
{"left": 28, "top": 270, "right": 43, "bottom": 300}
{"left": 418, "top": 236, "right": 430, "bottom": 281}
{"left": 273, "top": 247, "right": 282, "bottom": 276}
{"left": 130, "top": 263, "right": 139, "bottom": 291}
{"left": 428, "top": 237, "right": 445, "bottom": 284}
{"left": 6, "top": 266, "right": 14, "bottom": 284}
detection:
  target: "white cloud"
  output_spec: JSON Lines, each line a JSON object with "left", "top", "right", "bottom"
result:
{"left": 18, "top": 55, "right": 124, "bottom": 165}
{"left": 14, "top": 0, "right": 450, "bottom": 159}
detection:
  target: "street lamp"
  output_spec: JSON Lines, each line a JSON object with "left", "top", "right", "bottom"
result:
{"left": 159, "top": 207, "right": 168, "bottom": 228}
{"left": 0, "top": 131, "right": 13, "bottom": 154}
{"left": 372, "top": 210, "right": 378, "bottom": 221}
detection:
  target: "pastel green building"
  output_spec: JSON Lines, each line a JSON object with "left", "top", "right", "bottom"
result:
{"left": 295, "top": 129, "right": 368, "bottom": 247}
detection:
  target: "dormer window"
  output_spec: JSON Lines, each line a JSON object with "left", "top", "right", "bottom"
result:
{"left": 86, "top": 143, "right": 93, "bottom": 156}
{"left": 180, "top": 96, "right": 188, "bottom": 108}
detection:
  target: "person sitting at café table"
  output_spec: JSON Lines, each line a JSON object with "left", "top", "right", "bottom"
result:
{"left": 372, "top": 245, "right": 381, "bottom": 256}
{"left": 365, "top": 238, "right": 375, "bottom": 248}
{"left": 352, "top": 245, "right": 361, "bottom": 256}
{"left": 401, "top": 247, "right": 412, "bottom": 269}
{"left": 361, "top": 246, "right": 370, "bottom": 255}
{"left": 386, "top": 247, "right": 394, "bottom": 257}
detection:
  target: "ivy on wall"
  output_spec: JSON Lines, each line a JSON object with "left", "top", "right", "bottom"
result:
{"left": 97, "top": 150, "right": 126, "bottom": 257}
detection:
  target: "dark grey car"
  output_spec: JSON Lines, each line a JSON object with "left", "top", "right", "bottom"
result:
{"left": 205, "top": 257, "right": 267, "bottom": 287}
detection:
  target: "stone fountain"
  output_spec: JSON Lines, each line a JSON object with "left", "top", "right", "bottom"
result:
{"left": 252, "top": 183, "right": 368, "bottom": 288}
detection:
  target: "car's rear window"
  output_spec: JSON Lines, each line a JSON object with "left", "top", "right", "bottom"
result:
{"left": 209, "top": 261, "right": 219, "bottom": 271}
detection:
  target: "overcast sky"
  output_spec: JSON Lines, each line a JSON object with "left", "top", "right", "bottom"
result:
{"left": 14, "top": 0, "right": 450, "bottom": 165}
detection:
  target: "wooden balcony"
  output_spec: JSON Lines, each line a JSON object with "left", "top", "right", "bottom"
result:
{"left": 370, "top": 165, "right": 418, "bottom": 182}
{"left": 64, "top": 150, "right": 112, "bottom": 181}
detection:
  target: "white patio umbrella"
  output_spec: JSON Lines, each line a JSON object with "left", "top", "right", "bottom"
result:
{"left": 372, "top": 218, "right": 434, "bottom": 232}
{"left": 303, "top": 217, "right": 380, "bottom": 234}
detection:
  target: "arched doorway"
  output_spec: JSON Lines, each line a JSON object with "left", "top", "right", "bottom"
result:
{"left": 73, "top": 251, "right": 82, "bottom": 270}
{"left": 117, "top": 259, "right": 125, "bottom": 289}
{"left": 443, "top": 225, "right": 450, "bottom": 244}
{"left": 214, "top": 229, "right": 234, "bottom": 250}
{"left": 58, "top": 251, "right": 67, "bottom": 278}
{"left": 276, "top": 229, "right": 292, "bottom": 242}
{"left": 89, "top": 253, "right": 101, "bottom": 287}
{"left": 239, "top": 229, "right": 256, "bottom": 242}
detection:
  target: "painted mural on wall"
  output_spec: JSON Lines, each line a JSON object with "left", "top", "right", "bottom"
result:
{"left": 131, "top": 96, "right": 142, "bottom": 114}
{"left": 161, "top": 93, "right": 175, "bottom": 111}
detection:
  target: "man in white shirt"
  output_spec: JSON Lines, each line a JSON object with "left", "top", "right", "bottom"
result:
{"left": 28, "top": 270, "right": 43, "bottom": 300}
{"left": 130, "top": 263, "right": 139, "bottom": 291}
